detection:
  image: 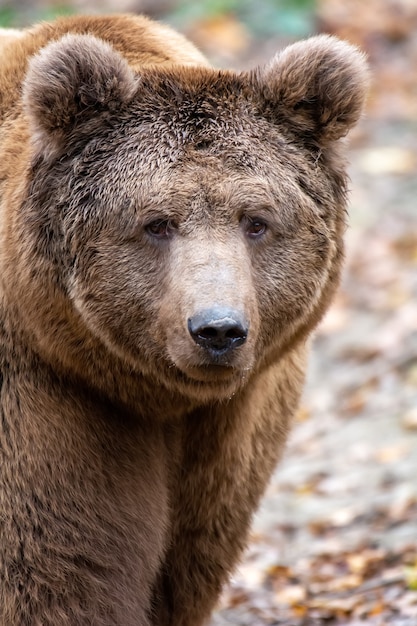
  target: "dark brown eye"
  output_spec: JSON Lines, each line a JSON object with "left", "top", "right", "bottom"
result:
{"left": 242, "top": 216, "right": 267, "bottom": 239}
{"left": 145, "top": 219, "right": 175, "bottom": 240}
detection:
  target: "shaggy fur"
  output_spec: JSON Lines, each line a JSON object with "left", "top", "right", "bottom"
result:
{"left": 0, "top": 14, "right": 368, "bottom": 626}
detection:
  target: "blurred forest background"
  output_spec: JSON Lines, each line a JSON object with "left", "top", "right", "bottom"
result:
{"left": 1, "top": 0, "right": 417, "bottom": 624}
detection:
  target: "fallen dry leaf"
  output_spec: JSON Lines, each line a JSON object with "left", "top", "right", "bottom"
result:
{"left": 401, "top": 408, "right": 417, "bottom": 431}
{"left": 187, "top": 15, "right": 250, "bottom": 59}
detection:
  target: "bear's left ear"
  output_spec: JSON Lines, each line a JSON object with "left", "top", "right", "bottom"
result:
{"left": 23, "top": 34, "right": 137, "bottom": 158}
{"left": 250, "top": 35, "right": 369, "bottom": 145}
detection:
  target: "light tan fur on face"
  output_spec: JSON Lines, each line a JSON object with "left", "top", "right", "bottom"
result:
{"left": 0, "top": 14, "right": 368, "bottom": 626}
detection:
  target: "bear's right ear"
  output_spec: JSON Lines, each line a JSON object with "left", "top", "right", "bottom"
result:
{"left": 23, "top": 34, "right": 137, "bottom": 158}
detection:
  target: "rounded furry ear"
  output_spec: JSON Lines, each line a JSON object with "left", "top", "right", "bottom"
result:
{"left": 23, "top": 34, "right": 137, "bottom": 157}
{"left": 251, "top": 35, "right": 369, "bottom": 144}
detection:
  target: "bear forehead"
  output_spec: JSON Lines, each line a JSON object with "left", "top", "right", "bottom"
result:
{"left": 73, "top": 124, "right": 308, "bottom": 214}
{"left": 46, "top": 67, "right": 333, "bottom": 222}
{"left": 95, "top": 105, "right": 303, "bottom": 185}
{"left": 115, "top": 69, "right": 282, "bottom": 160}
{"left": 130, "top": 69, "right": 255, "bottom": 124}
{"left": 60, "top": 103, "right": 326, "bottom": 227}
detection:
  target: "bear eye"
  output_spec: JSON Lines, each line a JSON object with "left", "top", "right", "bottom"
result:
{"left": 241, "top": 215, "right": 268, "bottom": 239}
{"left": 145, "top": 219, "right": 176, "bottom": 240}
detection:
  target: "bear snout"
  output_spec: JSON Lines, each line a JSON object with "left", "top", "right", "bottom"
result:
{"left": 187, "top": 306, "right": 248, "bottom": 361}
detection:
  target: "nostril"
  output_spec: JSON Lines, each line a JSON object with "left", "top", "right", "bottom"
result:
{"left": 188, "top": 307, "right": 249, "bottom": 355}
{"left": 199, "top": 326, "right": 218, "bottom": 339}
{"left": 225, "top": 327, "right": 245, "bottom": 340}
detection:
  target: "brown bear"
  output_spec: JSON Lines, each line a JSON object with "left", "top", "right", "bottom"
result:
{"left": 0, "top": 13, "right": 368, "bottom": 626}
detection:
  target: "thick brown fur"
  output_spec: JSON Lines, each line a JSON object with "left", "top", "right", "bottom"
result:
{"left": 0, "top": 14, "right": 368, "bottom": 626}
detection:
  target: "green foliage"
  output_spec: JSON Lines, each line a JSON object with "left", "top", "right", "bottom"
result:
{"left": 0, "top": 4, "right": 73, "bottom": 28}
{"left": 38, "top": 5, "right": 74, "bottom": 20}
{"left": 0, "top": 7, "right": 17, "bottom": 27}
{"left": 168, "top": 0, "right": 316, "bottom": 37}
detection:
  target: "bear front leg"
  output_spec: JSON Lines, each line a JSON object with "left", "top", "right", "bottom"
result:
{"left": 152, "top": 372, "right": 299, "bottom": 625}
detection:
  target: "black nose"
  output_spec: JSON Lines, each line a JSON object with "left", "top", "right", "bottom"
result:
{"left": 188, "top": 307, "right": 248, "bottom": 355}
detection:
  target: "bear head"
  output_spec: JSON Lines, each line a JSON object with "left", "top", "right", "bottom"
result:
{"left": 18, "top": 33, "right": 368, "bottom": 403}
